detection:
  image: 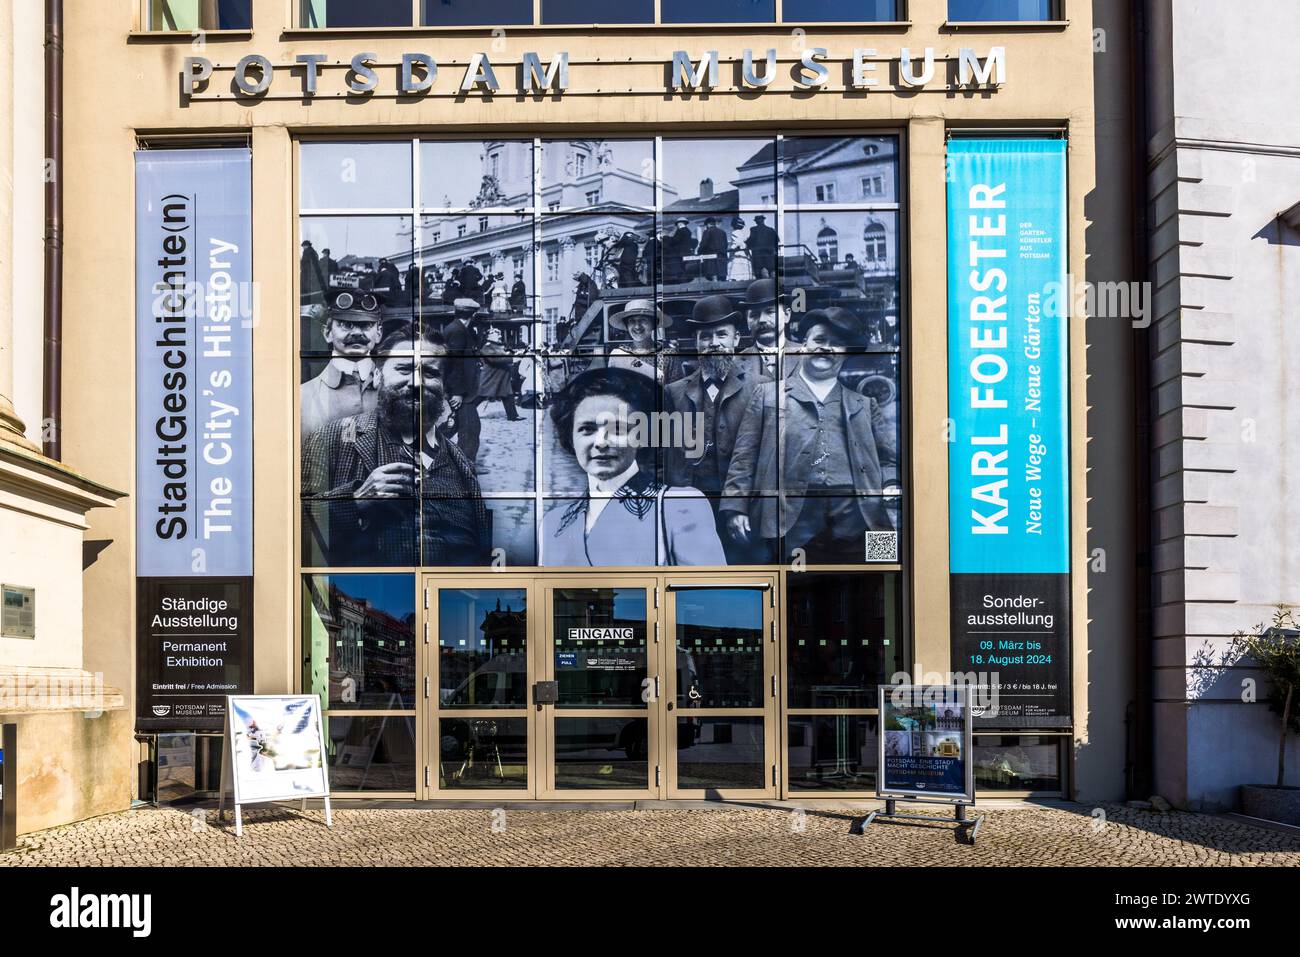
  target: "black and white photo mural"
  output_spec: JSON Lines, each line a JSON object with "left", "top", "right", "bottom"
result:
{"left": 298, "top": 136, "right": 904, "bottom": 568}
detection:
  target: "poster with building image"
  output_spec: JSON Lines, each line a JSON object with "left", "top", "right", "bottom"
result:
{"left": 878, "top": 685, "right": 973, "bottom": 802}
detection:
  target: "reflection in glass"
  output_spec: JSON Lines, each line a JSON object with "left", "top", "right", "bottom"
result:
{"left": 949, "top": 0, "right": 1056, "bottom": 21}
{"left": 438, "top": 588, "right": 528, "bottom": 708}
{"left": 780, "top": 136, "right": 898, "bottom": 205}
{"left": 151, "top": 0, "right": 252, "bottom": 30}
{"left": 554, "top": 717, "right": 649, "bottom": 788}
{"left": 552, "top": 588, "right": 648, "bottom": 707}
{"left": 662, "top": 0, "right": 773, "bottom": 22}
{"left": 787, "top": 573, "right": 899, "bottom": 708}
{"left": 423, "top": 0, "right": 531, "bottom": 26}
{"left": 301, "top": 0, "right": 411, "bottom": 27}
{"left": 323, "top": 715, "right": 417, "bottom": 791}
{"left": 675, "top": 588, "right": 764, "bottom": 708}
{"left": 541, "top": 0, "right": 653, "bottom": 23}
{"left": 440, "top": 718, "right": 528, "bottom": 788}
{"left": 300, "top": 143, "right": 412, "bottom": 210}
{"left": 676, "top": 717, "right": 764, "bottom": 789}
{"left": 788, "top": 715, "right": 878, "bottom": 791}
{"left": 303, "top": 574, "right": 417, "bottom": 709}
{"left": 974, "top": 736, "right": 1063, "bottom": 791}
{"left": 781, "top": 0, "right": 896, "bottom": 20}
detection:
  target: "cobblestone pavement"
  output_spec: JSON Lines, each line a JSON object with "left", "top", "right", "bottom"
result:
{"left": 3, "top": 803, "right": 1299, "bottom": 866}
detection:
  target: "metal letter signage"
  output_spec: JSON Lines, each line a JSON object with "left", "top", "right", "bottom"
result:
{"left": 946, "top": 137, "right": 1071, "bottom": 729}
{"left": 135, "top": 148, "right": 255, "bottom": 731}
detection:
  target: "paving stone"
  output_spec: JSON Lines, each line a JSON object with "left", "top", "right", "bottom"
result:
{"left": 2, "top": 804, "right": 1297, "bottom": 867}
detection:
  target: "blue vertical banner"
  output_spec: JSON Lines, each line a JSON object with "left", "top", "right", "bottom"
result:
{"left": 946, "top": 138, "right": 1071, "bottom": 728}
{"left": 135, "top": 148, "right": 254, "bottom": 730}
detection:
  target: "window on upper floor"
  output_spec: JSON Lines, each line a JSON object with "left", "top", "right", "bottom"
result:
{"left": 295, "top": 0, "right": 903, "bottom": 27}
{"left": 149, "top": 0, "right": 251, "bottom": 30}
{"left": 948, "top": 0, "right": 1059, "bottom": 21}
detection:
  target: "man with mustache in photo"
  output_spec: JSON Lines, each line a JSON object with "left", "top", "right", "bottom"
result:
{"left": 664, "top": 294, "right": 772, "bottom": 563}
{"left": 301, "top": 326, "right": 490, "bottom": 566}
{"left": 299, "top": 305, "right": 383, "bottom": 439}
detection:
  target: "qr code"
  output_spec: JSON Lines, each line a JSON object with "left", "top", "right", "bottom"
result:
{"left": 865, "top": 531, "right": 898, "bottom": 562}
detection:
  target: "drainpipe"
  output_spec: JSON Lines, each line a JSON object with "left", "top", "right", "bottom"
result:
{"left": 41, "top": 0, "right": 61, "bottom": 460}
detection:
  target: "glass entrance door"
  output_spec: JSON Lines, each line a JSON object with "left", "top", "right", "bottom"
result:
{"left": 664, "top": 579, "right": 778, "bottom": 798}
{"left": 540, "top": 580, "right": 663, "bottom": 798}
{"left": 426, "top": 580, "right": 537, "bottom": 797}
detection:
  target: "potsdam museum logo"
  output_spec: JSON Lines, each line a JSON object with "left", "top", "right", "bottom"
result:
{"left": 181, "top": 47, "right": 1008, "bottom": 101}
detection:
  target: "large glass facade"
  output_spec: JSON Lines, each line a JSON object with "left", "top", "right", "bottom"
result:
{"left": 297, "top": 0, "right": 899, "bottom": 26}
{"left": 298, "top": 135, "right": 905, "bottom": 572}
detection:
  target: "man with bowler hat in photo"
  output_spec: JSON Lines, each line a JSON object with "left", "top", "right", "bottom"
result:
{"left": 741, "top": 277, "right": 788, "bottom": 380}
{"left": 665, "top": 294, "right": 772, "bottom": 563}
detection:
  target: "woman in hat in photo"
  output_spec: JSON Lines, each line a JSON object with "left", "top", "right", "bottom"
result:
{"left": 606, "top": 299, "right": 675, "bottom": 384}
{"left": 542, "top": 367, "right": 726, "bottom": 567}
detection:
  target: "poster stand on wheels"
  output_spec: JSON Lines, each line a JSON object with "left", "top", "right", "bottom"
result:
{"left": 859, "top": 684, "right": 984, "bottom": 844}
{"left": 217, "top": 694, "right": 334, "bottom": 838}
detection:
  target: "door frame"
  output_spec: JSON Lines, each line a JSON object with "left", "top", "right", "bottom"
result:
{"left": 419, "top": 571, "right": 784, "bottom": 801}
{"left": 662, "top": 574, "right": 780, "bottom": 800}
{"left": 421, "top": 575, "right": 540, "bottom": 800}
{"left": 537, "top": 575, "right": 664, "bottom": 800}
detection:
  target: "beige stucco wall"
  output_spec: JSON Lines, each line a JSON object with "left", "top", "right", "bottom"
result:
{"left": 64, "top": 0, "right": 1101, "bottom": 794}
{"left": 10, "top": 707, "right": 135, "bottom": 835}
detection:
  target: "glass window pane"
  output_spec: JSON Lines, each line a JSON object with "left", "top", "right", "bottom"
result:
{"left": 787, "top": 715, "right": 878, "bottom": 791}
{"left": 151, "top": 0, "right": 253, "bottom": 29}
{"left": 423, "top": 0, "right": 531, "bottom": 26}
{"left": 662, "top": 0, "right": 773, "bottom": 23}
{"left": 425, "top": 497, "right": 536, "bottom": 567}
{"left": 974, "top": 736, "right": 1063, "bottom": 790}
{"left": 301, "top": 0, "right": 413, "bottom": 27}
{"left": 323, "top": 715, "right": 417, "bottom": 791}
{"left": 301, "top": 143, "right": 412, "bottom": 210}
{"left": 541, "top": 0, "right": 653, "bottom": 23}
{"left": 303, "top": 574, "right": 417, "bottom": 708}
{"left": 782, "top": 211, "right": 899, "bottom": 320}
{"left": 787, "top": 572, "right": 899, "bottom": 708}
{"left": 782, "top": 0, "right": 895, "bottom": 20}
{"left": 299, "top": 216, "right": 414, "bottom": 312}
{"left": 439, "top": 718, "right": 529, "bottom": 788}
{"left": 437, "top": 588, "right": 529, "bottom": 707}
{"left": 676, "top": 717, "right": 765, "bottom": 789}
{"left": 660, "top": 138, "right": 777, "bottom": 211}
{"left": 660, "top": 213, "right": 773, "bottom": 287}
{"left": 552, "top": 588, "right": 649, "bottom": 707}
{"left": 948, "top": 0, "right": 1055, "bottom": 20}
{"left": 301, "top": 500, "right": 419, "bottom": 567}
{"left": 781, "top": 135, "right": 898, "bottom": 205}
{"left": 420, "top": 141, "right": 533, "bottom": 211}
{"left": 554, "top": 718, "right": 649, "bottom": 788}
{"left": 675, "top": 588, "right": 764, "bottom": 708}
{"left": 540, "top": 140, "right": 656, "bottom": 212}
{"left": 781, "top": 496, "right": 899, "bottom": 565}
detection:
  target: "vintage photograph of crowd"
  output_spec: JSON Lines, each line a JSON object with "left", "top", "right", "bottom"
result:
{"left": 298, "top": 136, "right": 904, "bottom": 569}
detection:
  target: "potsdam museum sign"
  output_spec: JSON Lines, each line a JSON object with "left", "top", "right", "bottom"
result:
{"left": 181, "top": 47, "right": 1007, "bottom": 101}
